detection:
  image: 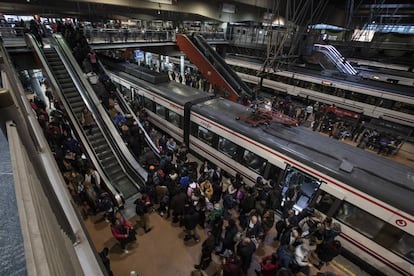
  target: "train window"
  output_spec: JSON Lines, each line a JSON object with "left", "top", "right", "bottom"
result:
{"left": 390, "top": 233, "right": 414, "bottom": 264}
{"left": 334, "top": 202, "right": 384, "bottom": 239}
{"left": 240, "top": 150, "right": 266, "bottom": 174}
{"left": 314, "top": 192, "right": 337, "bottom": 214}
{"left": 197, "top": 126, "right": 214, "bottom": 146}
{"left": 264, "top": 163, "right": 283, "bottom": 183}
{"left": 167, "top": 110, "right": 181, "bottom": 128}
{"left": 399, "top": 102, "right": 414, "bottom": 115}
{"left": 143, "top": 97, "right": 154, "bottom": 111}
{"left": 155, "top": 104, "right": 166, "bottom": 118}
{"left": 218, "top": 137, "right": 239, "bottom": 158}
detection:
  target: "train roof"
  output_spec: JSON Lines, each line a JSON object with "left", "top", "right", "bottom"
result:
{"left": 226, "top": 57, "right": 414, "bottom": 98}
{"left": 112, "top": 70, "right": 211, "bottom": 106}
{"left": 290, "top": 66, "right": 414, "bottom": 98}
{"left": 191, "top": 98, "right": 414, "bottom": 215}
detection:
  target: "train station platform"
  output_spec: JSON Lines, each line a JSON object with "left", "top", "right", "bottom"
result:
{"left": 84, "top": 205, "right": 370, "bottom": 276}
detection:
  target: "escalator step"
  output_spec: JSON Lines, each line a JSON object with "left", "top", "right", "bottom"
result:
{"left": 110, "top": 172, "right": 125, "bottom": 182}
{"left": 106, "top": 167, "right": 123, "bottom": 177}
{"left": 96, "top": 149, "right": 112, "bottom": 157}
{"left": 66, "top": 97, "right": 83, "bottom": 106}
{"left": 71, "top": 101, "right": 84, "bottom": 110}
{"left": 65, "top": 93, "right": 80, "bottom": 100}
{"left": 91, "top": 139, "right": 106, "bottom": 147}
{"left": 72, "top": 107, "right": 84, "bottom": 114}
{"left": 60, "top": 83, "right": 75, "bottom": 89}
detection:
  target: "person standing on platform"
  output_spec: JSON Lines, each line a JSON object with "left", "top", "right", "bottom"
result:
{"left": 183, "top": 206, "right": 200, "bottom": 243}
{"left": 110, "top": 216, "right": 136, "bottom": 254}
{"left": 45, "top": 89, "right": 54, "bottom": 109}
{"left": 305, "top": 104, "right": 314, "bottom": 121}
{"left": 194, "top": 231, "right": 216, "bottom": 270}
{"left": 134, "top": 193, "right": 153, "bottom": 233}
{"left": 166, "top": 137, "right": 177, "bottom": 154}
{"left": 237, "top": 237, "right": 256, "bottom": 274}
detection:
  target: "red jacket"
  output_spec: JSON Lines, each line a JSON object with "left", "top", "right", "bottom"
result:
{"left": 111, "top": 220, "right": 133, "bottom": 240}
{"left": 260, "top": 255, "right": 280, "bottom": 276}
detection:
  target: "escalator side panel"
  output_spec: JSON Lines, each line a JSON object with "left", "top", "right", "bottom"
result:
{"left": 176, "top": 34, "right": 239, "bottom": 102}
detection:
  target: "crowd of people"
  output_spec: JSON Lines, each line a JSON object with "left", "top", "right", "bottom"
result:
{"left": 268, "top": 95, "right": 403, "bottom": 156}
{"left": 23, "top": 22, "right": 349, "bottom": 276}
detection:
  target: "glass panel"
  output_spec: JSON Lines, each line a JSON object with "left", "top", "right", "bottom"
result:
{"left": 167, "top": 110, "right": 181, "bottom": 128}
{"left": 197, "top": 126, "right": 214, "bottom": 146}
{"left": 314, "top": 192, "right": 337, "bottom": 214}
{"left": 241, "top": 149, "right": 266, "bottom": 174}
{"left": 218, "top": 137, "right": 238, "bottom": 158}
{"left": 390, "top": 233, "right": 414, "bottom": 264}
{"left": 143, "top": 97, "right": 153, "bottom": 111}
{"left": 155, "top": 104, "right": 166, "bottom": 118}
{"left": 266, "top": 164, "right": 283, "bottom": 183}
{"left": 335, "top": 202, "right": 384, "bottom": 239}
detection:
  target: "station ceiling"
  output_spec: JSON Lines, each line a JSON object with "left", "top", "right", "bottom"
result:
{"left": 1, "top": 0, "right": 413, "bottom": 27}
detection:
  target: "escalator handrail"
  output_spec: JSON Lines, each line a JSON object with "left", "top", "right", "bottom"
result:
{"left": 195, "top": 34, "right": 249, "bottom": 90}
{"left": 25, "top": 34, "right": 126, "bottom": 205}
{"left": 98, "top": 60, "right": 161, "bottom": 158}
{"left": 177, "top": 33, "right": 242, "bottom": 100}
{"left": 52, "top": 34, "right": 147, "bottom": 186}
{"left": 194, "top": 35, "right": 252, "bottom": 95}
{"left": 193, "top": 35, "right": 247, "bottom": 94}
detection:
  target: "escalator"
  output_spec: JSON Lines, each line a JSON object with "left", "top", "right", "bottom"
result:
{"left": 97, "top": 59, "right": 161, "bottom": 158}
{"left": 176, "top": 34, "right": 244, "bottom": 103}
{"left": 313, "top": 44, "right": 358, "bottom": 75}
{"left": 192, "top": 34, "right": 252, "bottom": 98}
{"left": 32, "top": 38, "right": 142, "bottom": 202}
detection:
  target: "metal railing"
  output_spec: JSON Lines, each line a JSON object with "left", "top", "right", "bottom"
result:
{"left": 84, "top": 28, "right": 176, "bottom": 43}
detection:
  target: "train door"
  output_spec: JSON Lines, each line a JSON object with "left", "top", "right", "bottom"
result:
{"left": 183, "top": 102, "right": 193, "bottom": 147}
{"left": 263, "top": 163, "right": 284, "bottom": 184}
{"left": 281, "top": 165, "right": 322, "bottom": 213}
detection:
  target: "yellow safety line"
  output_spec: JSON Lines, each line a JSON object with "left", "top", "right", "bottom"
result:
{"left": 331, "top": 260, "right": 356, "bottom": 276}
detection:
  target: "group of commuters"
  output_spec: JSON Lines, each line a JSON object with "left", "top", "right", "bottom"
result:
{"left": 78, "top": 61, "right": 345, "bottom": 275}
{"left": 27, "top": 23, "right": 346, "bottom": 276}
{"left": 271, "top": 95, "right": 402, "bottom": 156}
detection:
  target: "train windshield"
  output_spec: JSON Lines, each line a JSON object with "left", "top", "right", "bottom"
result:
{"left": 281, "top": 165, "right": 322, "bottom": 213}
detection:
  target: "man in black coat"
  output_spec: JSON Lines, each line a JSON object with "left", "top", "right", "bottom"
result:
{"left": 170, "top": 190, "right": 187, "bottom": 223}
{"left": 219, "top": 218, "right": 238, "bottom": 254}
{"left": 195, "top": 232, "right": 216, "bottom": 270}
{"left": 183, "top": 207, "right": 200, "bottom": 242}
{"left": 237, "top": 237, "right": 256, "bottom": 273}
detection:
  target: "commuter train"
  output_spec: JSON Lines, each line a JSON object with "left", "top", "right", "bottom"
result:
{"left": 224, "top": 58, "right": 414, "bottom": 128}
{"left": 356, "top": 66, "right": 414, "bottom": 87}
{"left": 348, "top": 58, "right": 412, "bottom": 73}
{"left": 105, "top": 64, "right": 414, "bottom": 276}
